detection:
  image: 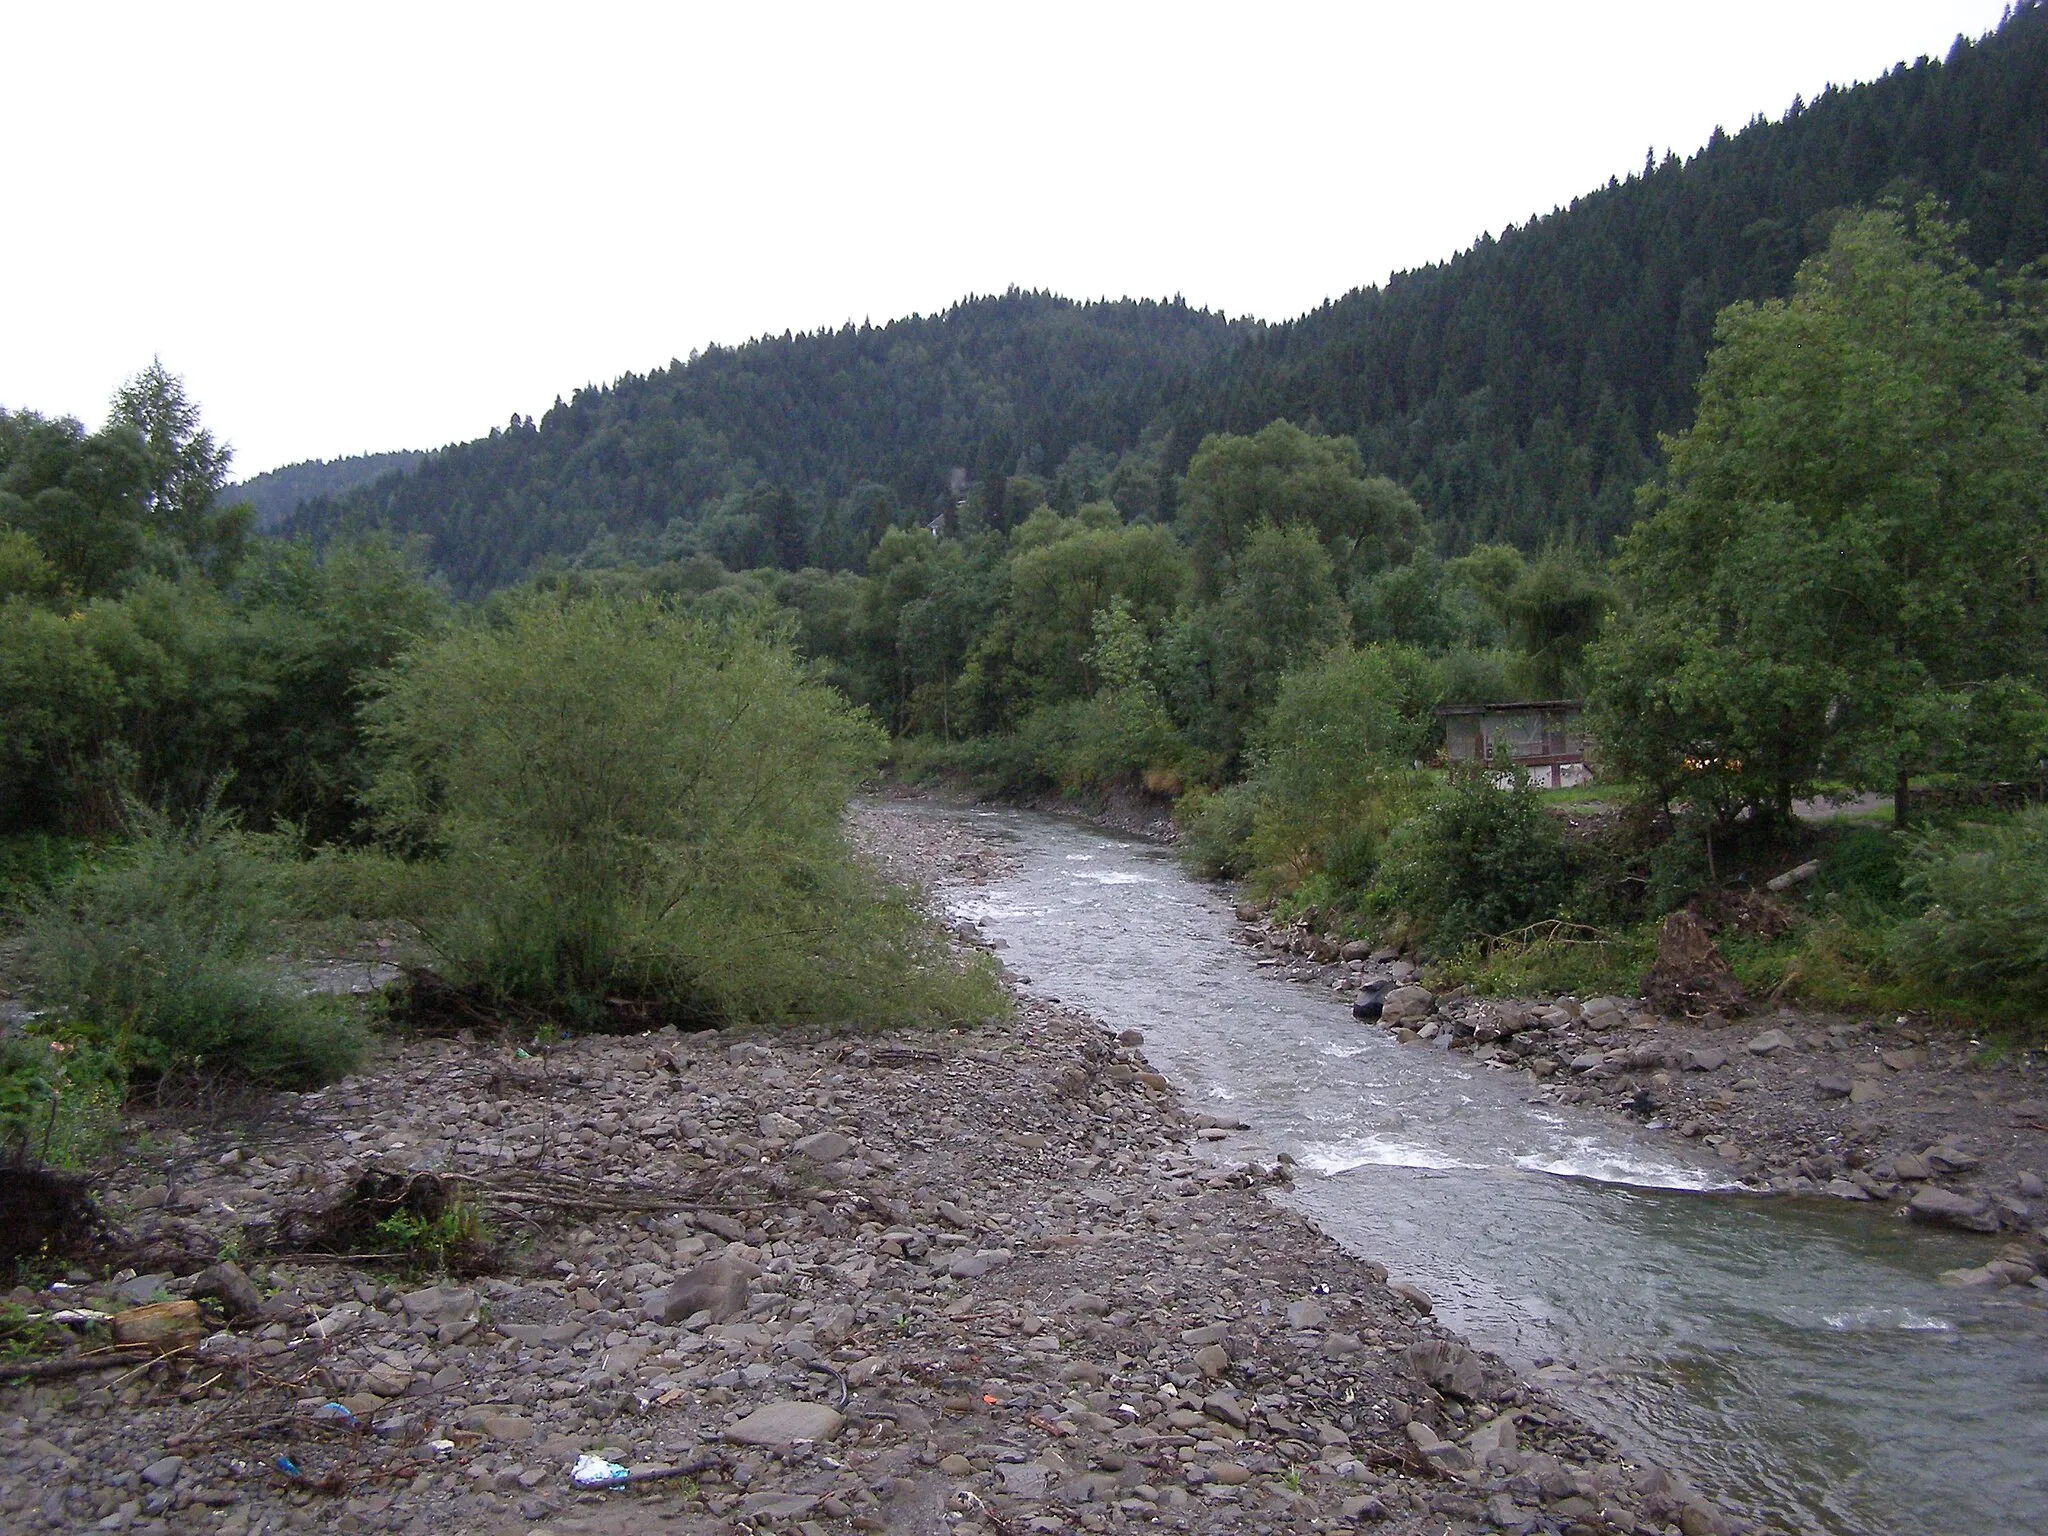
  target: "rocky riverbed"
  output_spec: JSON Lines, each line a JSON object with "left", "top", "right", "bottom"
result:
{"left": 1239, "top": 909, "right": 2048, "bottom": 1285}
{"left": 0, "top": 806, "right": 1739, "bottom": 1536}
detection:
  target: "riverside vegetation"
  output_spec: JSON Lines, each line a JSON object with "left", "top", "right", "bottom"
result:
{"left": 0, "top": 15, "right": 2046, "bottom": 1531}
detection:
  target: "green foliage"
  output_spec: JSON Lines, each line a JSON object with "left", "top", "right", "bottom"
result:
{"left": 1178, "top": 421, "right": 1419, "bottom": 601}
{"left": 1426, "top": 924, "right": 1656, "bottom": 1001}
{"left": 364, "top": 594, "right": 1005, "bottom": 1028}
{"left": 24, "top": 801, "right": 360, "bottom": 1088}
{"left": 1588, "top": 204, "right": 2048, "bottom": 823}
{"left": 1176, "top": 782, "right": 1260, "bottom": 880}
{"left": 1644, "top": 819, "right": 1713, "bottom": 917}
{"left": 1891, "top": 808, "right": 2048, "bottom": 1006}
{"left": 1368, "top": 765, "right": 1574, "bottom": 955}
{"left": 286, "top": 293, "right": 1239, "bottom": 595}
{"left": 0, "top": 1033, "right": 121, "bottom": 1169}
{"left": 1240, "top": 647, "right": 1433, "bottom": 894}
{"left": 1820, "top": 826, "right": 1906, "bottom": 907}
{"left": 1167, "top": 7, "right": 2048, "bottom": 550}
{"left": 372, "top": 1200, "right": 490, "bottom": 1276}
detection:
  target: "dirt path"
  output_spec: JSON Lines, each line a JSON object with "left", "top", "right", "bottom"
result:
{"left": 0, "top": 806, "right": 1742, "bottom": 1536}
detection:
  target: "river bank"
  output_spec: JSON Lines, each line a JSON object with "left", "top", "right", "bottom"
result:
{"left": 0, "top": 803, "right": 1726, "bottom": 1536}
{"left": 1239, "top": 908, "right": 2048, "bottom": 1278}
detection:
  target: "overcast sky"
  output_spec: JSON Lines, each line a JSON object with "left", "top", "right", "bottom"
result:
{"left": 2, "top": 1, "right": 2016, "bottom": 477}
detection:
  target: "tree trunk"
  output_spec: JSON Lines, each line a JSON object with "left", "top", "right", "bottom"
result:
{"left": 1894, "top": 770, "right": 1911, "bottom": 829}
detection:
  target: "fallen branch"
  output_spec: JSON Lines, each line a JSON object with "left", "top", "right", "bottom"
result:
{"left": 2, "top": 1346, "right": 157, "bottom": 1380}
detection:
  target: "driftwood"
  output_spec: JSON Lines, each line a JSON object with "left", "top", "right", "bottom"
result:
{"left": 1, "top": 1346, "right": 158, "bottom": 1380}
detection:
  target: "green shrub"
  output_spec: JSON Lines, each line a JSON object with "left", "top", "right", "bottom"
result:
{"left": 1426, "top": 923, "right": 1655, "bottom": 999}
{"left": 1820, "top": 825, "right": 1906, "bottom": 907}
{"left": 1891, "top": 808, "right": 2048, "bottom": 1006}
{"left": 0, "top": 1033, "right": 121, "bottom": 1168}
{"left": 1369, "top": 765, "right": 1573, "bottom": 955}
{"left": 1177, "top": 782, "right": 1259, "bottom": 880}
{"left": 364, "top": 595, "right": 1005, "bottom": 1029}
{"left": 0, "top": 834, "right": 88, "bottom": 916}
{"left": 25, "top": 803, "right": 360, "bottom": 1087}
{"left": 1644, "top": 819, "right": 1712, "bottom": 916}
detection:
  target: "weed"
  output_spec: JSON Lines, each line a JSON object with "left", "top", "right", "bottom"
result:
{"left": 371, "top": 1199, "right": 490, "bottom": 1276}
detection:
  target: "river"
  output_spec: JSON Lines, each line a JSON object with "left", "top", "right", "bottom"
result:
{"left": 932, "top": 804, "right": 2048, "bottom": 1536}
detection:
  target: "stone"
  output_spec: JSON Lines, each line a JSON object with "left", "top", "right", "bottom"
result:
{"left": 190, "top": 1262, "right": 263, "bottom": 1322}
{"left": 398, "top": 1284, "right": 476, "bottom": 1327}
{"left": 1569, "top": 1052, "right": 1606, "bottom": 1073}
{"left": 1207, "top": 1462, "right": 1252, "bottom": 1486}
{"left": 2020, "top": 1172, "right": 2045, "bottom": 1199}
{"left": 738, "top": 1493, "right": 819, "bottom": 1520}
{"left": 1744, "top": 1028, "right": 1794, "bottom": 1055}
{"left": 791, "top": 1130, "right": 854, "bottom": 1163}
{"left": 1466, "top": 1412, "right": 1518, "bottom": 1461}
{"left": 359, "top": 1362, "right": 411, "bottom": 1398}
{"left": 112, "top": 1273, "right": 173, "bottom": 1307}
{"left": 1381, "top": 985, "right": 1435, "bottom": 1024}
{"left": 1880, "top": 1048, "right": 1925, "bottom": 1071}
{"left": 947, "top": 1248, "right": 1012, "bottom": 1279}
{"left": 1926, "top": 1145, "right": 1981, "bottom": 1174}
{"left": 1387, "top": 1282, "right": 1432, "bottom": 1313}
{"left": 1891, "top": 1153, "right": 1932, "bottom": 1180}
{"left": 1066, "top": 1292, "right": 1111, "bottom": 1316}
{"left": 1283, "top": 1297, "right": 1327, "bottom": 1329}
{"left": 1202, "top": 1392, "right": 1248, "bottom": 1428}
{"left": 727, "top": 1401, "right": 844, "bottom": 1446}
{"left": 1681, "top": 1047, "right": 1728, "bottom": 1073}
{"left": 1403, "top": 1339, "right": 1485, "bottom": 1399}
{"left": 1849, "top": 1078, "right": 1883, "bottom": 1105}
{"left": 1907, "top": 1186, "right": 1999, "bottom": 1233}
{"left": 649, "top": 1255, "right": 758, "bottom": 1324}
{"left": 1814, "top": 1076, "right": 1852, "bottom": 1099}
{"left": 140, "top": 1457, "right": 183, "bottom": 1488}
{"left": 695, "top": 1209, "right": 747, "bottom": 1242}
{"left": 1179, "top": 1323, "right": 1230, "bottom": 1346}
{"left": 481, "top": 1414, "right": 535, "bottom": 1442}
{"left": 995, "top": 1463, "right": 1049, "bottom": 1498}
{"left": 1191, "top": 1342, "right": 1229, "bottom": 1377}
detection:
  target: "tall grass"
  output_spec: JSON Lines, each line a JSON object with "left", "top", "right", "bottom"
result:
{"left": 24, "top": 800, "right": 360, "bottom": 1088}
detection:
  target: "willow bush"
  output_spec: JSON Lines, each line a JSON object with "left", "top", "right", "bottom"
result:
{"left": 364, "top": 595, "right": 1004, "bottom": 1028}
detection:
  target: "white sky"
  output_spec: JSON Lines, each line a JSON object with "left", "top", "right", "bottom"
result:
{"left": 1, "top": 1, "right": 2016, "bottom": 477}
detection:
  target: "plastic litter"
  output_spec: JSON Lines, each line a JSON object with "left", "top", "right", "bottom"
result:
{"left": 427, "top": 1438, "right": 456, "bottom": 1454}
{"left": 308, "top": 1402, "right": 357, "bottom": 1426}
{"left": 569, "top": 1455, "right": 711, "bottom": 1490}
{"left": 49, "top": 1308, "right": 111, "bottom": 1326}
{"left": 276, "top": 1456, "right": 302, "bottom": 1478}
{"left": 571, "top": 1454, "right": 630, "bottom": 1489}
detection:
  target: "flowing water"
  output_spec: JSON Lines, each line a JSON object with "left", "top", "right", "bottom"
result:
{"left": 933, "top": 804, "right": 2048, "bottom": 1536}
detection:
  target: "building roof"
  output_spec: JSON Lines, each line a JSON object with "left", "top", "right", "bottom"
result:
{"left": 1433, "top": 699, "right": 1583, "bottom": 717}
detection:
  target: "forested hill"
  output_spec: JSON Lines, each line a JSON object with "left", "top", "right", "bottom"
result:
{"left": 287, "top": 2, "right": 2048, "bottom": 591}
{"left": 286, "top": 294, "right": 1240, "bottom": 594}
{"left": 1160, "top": 0, "right": 2048, "bottom": 551}
{"left": 231, "top": 450, "right": 422, "bottom": 529}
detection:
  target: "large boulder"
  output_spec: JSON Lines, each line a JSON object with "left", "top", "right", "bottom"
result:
{"left": 648, "top": 1254, "right": 759, "bottom": 1324}
{"left": 1641, "top": 910, "right": 1747, "bottom": 1018}
{"left": 1907, "top": 1186, "right": 1999, "bottom": 1233}
{"left": 1381, "top": 985, "right": 1435, "bottom": 1025}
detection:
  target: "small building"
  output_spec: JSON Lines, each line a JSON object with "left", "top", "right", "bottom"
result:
{"left": 1436, "top": 700, "right": 1589, "bottom": 787}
